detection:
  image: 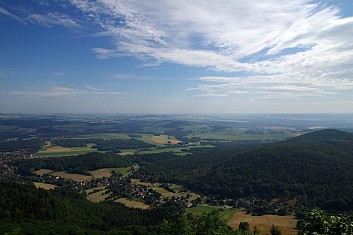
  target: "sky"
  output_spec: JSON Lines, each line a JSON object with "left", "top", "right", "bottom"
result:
{"left": 1, "top": 0, "right": 353, "bottom": 114}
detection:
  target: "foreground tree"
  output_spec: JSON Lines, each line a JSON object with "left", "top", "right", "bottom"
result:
{"left": 159, "top": 210, "right": 236, "bottom": 235}
{"left": 298, "top": 209, "right": 353, "bottom": 235}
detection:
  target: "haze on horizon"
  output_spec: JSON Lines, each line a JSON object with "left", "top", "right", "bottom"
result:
{"left": 1, "top": 0, "right": 353, "bottom": 114}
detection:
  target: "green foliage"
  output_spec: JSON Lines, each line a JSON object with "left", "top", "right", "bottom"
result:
{"left": 238, "top": 222, "right": 250, "bottom": 232}
{"left": 13, "top": 152, "right": 130, "bottom": 175}
{"left": 269, "top": 225, "right": 281, "bottom": 235}
{"left": 159, "top": 210, "right": 236, "bottom": 235}
{"left": 0, "top": 139, "right": 44, "bottom": 153}
{"left": 53, "top": 138, "right": 155, "bottom": 151}
{"left": 298, "top": 209, "right": 353, "bottom": 235}
{"left": 0, "top": 180, "right": 183, "bottom": 234}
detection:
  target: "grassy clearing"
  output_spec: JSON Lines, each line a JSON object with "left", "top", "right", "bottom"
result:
{"left": 34, "top": 169, "right": 53, "bottom": 176}
{"left": 39, "top": 167, "right": 131, "bottom": 183}
{"left": 86, "top": 186, "right": 106, "bottom": 194}
{"left": 88, "top": 169, "right": 112, "bottom": 178}
{"left": 187, "top": 206, "right": 235, "bottom": 218}
{"left": 115, "top": 198, "right": 150, "bottom": 210}
{"left": 130, "top": 178, "right": 155, "bottom": 187}
{"left": 118, "top": 148, "right": 137, "bottom": 156}
{"left": 86, "top": 189, "right": 111, "bottom": 203}
{"left": 34, "top": 182, "right": 56, "bottom": 190}
{"left": 136, "top": 147, "right": 190, "bottom": 156}
{"left": 138, "top": 134, "right": 181, "bottom": 145}
{"left": 89, "top": 167, "right": 131, "bottom": 178}
{"left": 228, "top": 210, "right": 297, "bottom": 235}
{"left": 51, "top": 171, "right": 93, "bottom": 182}
{"left": 34, "top": 146, "right": 97, "bottom": 157}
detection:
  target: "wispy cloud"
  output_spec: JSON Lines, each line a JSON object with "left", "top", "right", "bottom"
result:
{"left": 12, "top": 86, "right": 127, "bottom": 98}
{"left": 28, "top": 12, "right": 79, "bottom": 28}
{"left": 4, "top": 0, "right": 353, "bottom": 106}
{"left": 0, "top": 6, "right": 24, "bottom": 23}
{"left": 64, "top": 0, "right": 353, "bottom": 96}
{"left": 190, "top": 74, "right": 353, "bottom": 98}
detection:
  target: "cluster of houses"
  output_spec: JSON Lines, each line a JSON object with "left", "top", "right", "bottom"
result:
{"left": 0, "top": 152, "right": 31, "bottom": 177}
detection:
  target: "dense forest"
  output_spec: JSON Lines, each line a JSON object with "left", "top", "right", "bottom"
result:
{"left": 135, "top": 129, "right": 353, "bottom": 212}
{"left": 52, "top": 138, "right": 155, "bottom": 151}
{"left": 0, "top": 180, "right": 183, "bottom": 234}
{"left": 0, "top": 139, "right": 44, "bottom": 153}
{"left": 14, "top": 152, "right": 130, "bottom": 175}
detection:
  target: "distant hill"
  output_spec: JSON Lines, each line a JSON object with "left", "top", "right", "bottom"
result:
{"left": 137, "top": 129, "right": 353, "bottom": 211}
{"left": 161, "top": 120, "right": 192, "bottom": 128}
{"left": 291, "top": 129, "right": 353, "bottom": 142}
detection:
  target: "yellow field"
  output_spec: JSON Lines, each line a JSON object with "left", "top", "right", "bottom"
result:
{"left": 228, "top": 210, "right": 298, "bottom": 235}
{"left": 151, "top": 135, "right": 181, "bottom": 144}
{"left": 34, "top": 169, "right": 53, "bottom": 176}
{"left": 34, "top": 182, "right": 56, "bottom": 190}
{"left": 118, "top": 150, "right": 136, "bottom": 156}
{"left": 88, "top": 169, "right": 112, "bottom": 178}
{"left": 86, "top": 189, "right": 112, "bottom": 203}
{"left": 34, "top": 167, "right": 130, "bottom": 183}
{"left": 86, "top": 186, "right": 106, "bottom": 194}
{"left": 51, "top": 171, "right": 93, "bottom": 182}
{"left": 139, "top": 134, "right": 181, "bottom": 145}
{"left": 116, "top": 198, "right": 150, "bottom": 209}
{"left": 130, "top": 178, "right": 156, "bottom": 187}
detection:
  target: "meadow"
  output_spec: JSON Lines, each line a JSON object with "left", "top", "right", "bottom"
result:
{"left": 33, "top": 182, "right": 56, "bottom": 190}
{"left": 35, "top": 167, "right": 131, "bottom": 182}
{"left": 228, "top": 210, "right": 298, "bottom": 235}
{"left": 34, "top": 145, "right": 98, "bottom": 158}
{"left": 115, "top": 198, "right": 150, "bottom": 210}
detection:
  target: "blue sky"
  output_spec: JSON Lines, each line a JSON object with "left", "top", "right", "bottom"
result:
{"left": 1, "top": 0, "right": 353, "bottom": 114}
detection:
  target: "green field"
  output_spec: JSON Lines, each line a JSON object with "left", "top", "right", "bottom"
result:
{"left": 33, "top": 147, "right": 98, "bottom": 158}
{"left": 136, "top": 144, "right": 213, "bottom": 156}
{"left": 187, "top": 206, "right": 236, "bottom": 218}
{"left": 136, "top": 147, "right": 189, "bottom": 156}
{"left": 80, "top": 133, "right": 131, "bottom": 139}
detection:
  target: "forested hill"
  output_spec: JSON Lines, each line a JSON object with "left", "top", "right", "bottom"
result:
{"left": 291, "top": 129, "right": 353, "bottom": 142}
{"left": 137, "top": 129, "right": 353, "bottom": 212}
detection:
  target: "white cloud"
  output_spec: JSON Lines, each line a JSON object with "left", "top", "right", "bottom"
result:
{"left": 5, "top": 0, "right": 353, "bottom": 104}
{"left": 0, "top": 7, "right": 24, "bottom": 23}
{"left": 65, "top": 0, "right": 353, "bottom": 92}
{"left": 28, "top": 12, "right": 79, "bottom": 28}
{"left": 191, "top": 74, "right": 353, "bottom": 98}
{"left": 12, "top": 86, "right": 126, "bottom": 98}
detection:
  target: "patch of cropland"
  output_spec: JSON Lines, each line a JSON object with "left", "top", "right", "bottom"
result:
{"left": 137, "top": 129, "right": 353, "bottom": 212}
{"left": 13, "top": 152, "right": 130, "bottom": 175}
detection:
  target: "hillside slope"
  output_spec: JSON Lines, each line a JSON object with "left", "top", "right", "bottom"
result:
{"left": 138, "top": 129, "right": 353, "bottom": 211}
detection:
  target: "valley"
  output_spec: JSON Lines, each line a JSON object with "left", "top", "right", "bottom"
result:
{"left": 1, "top": 114, "right": 353, "bottom": 234}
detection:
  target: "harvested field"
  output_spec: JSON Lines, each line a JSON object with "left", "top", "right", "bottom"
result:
{"left": 116, "top": 198, "right": 150, "bottom": 209}
{"left": 51, "top": 171, "right": 93, "bottom": 182}
{"left": 228, "top": 210, "right": 297, "bottom": 235}
{"left": 88, "top": 169, "right": 112, "bottom": 178}
{"left": 130, "top": 178, "right": 156, "bottom": 187}
{"left": 34, "top": 169, "right": 53, "bottom": 176}
{"left": 34, "top": 146, "right": 97, "bottom": 157}
{"left": 34, "top": 182, "right": 56, "bottom": 190}
{"left": 86, "top": 186, "right": 106, "bottom": 194}
{"left": 86, "top": 189, "right": 111, "bottom": 203}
